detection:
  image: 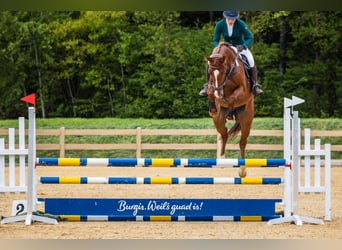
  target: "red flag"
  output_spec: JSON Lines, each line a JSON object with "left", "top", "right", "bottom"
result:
{"left": 20, "top": 93, "right": 36, "bottom": 107}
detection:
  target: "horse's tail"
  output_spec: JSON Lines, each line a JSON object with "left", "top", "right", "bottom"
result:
{"left": 227, "top": 121, "right": 241, "bottom": 140}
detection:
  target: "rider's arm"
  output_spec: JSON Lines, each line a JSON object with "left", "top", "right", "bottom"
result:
{"left": 238, "top": 19, "right": 254, "bottom": 48}
{"left": 213, "top": 20, "right": 225, "bottom": 47}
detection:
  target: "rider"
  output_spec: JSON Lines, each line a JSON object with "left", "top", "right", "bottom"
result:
{"left": 199, "top": 11, "right": 263, "bottom": 96}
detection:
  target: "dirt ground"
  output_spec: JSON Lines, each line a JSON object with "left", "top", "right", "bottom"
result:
{"left": 0, "top": 166, "right": 341, "bottom": 239}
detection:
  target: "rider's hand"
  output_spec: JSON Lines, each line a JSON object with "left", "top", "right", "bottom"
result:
{"left": 236, "top": 45, "right": 245, "bottom": 52}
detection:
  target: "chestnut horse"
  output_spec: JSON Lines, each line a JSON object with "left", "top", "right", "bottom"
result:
{"left": 205, "top": 42, "right": 254, "bottom": 176}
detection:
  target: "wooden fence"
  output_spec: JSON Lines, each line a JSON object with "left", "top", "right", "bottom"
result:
{"left": 1, "top": 127, "right": 340, "bottom": 159}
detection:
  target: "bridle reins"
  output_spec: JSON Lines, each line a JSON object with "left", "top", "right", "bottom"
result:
{"left": 214, "top": 59, "right": 237, "bottom": 91}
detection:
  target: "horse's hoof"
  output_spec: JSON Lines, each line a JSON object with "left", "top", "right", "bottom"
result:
{"left": 209, "top": 111, "right": 218, "bottom": 117}
{"left": 239, "top": 167, "right": 247, "bottom": 178}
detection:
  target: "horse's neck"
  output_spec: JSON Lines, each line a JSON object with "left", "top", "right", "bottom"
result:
{"left": 218, "top": 45, "right": 235, "bottom": 65}
{"left": 219, "top": 42, "right": 231, "bottom": 49}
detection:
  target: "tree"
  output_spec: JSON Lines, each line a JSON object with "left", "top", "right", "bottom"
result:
{"left": 0, "top": 11, "right": 341, "bottom": 119}
{"left": 285, "top": 11, "right": 342, "bottom": 117}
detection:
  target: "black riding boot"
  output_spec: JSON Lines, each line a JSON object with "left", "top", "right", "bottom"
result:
{"left": 199, "top": 64, "right": 210, "bottom": 96}
{"left": 250, "top": 66, "right": 264, "bottom": 96}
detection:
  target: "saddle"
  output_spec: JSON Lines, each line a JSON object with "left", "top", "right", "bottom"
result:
{"left": 239, "top": 54, "right": 251, "bottom": 80}
{"left": 239, "top": 53, "right": 256, "bottom": 94}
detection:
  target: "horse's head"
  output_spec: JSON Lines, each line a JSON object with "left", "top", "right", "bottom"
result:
{"left": 205, "top": 53, "right": 227, "bottom": 80}
{"left": 205, "top": 54, "right": 226, "bottom": 99}
{"left": 205, "top": 42, "right": 239, "bottom": 98}
{"left": 205, "top": 44, "right": 237, "bottom": 99}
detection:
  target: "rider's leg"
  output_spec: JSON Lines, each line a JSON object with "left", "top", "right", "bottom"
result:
{"left": 250, "top": 66, "right": 263, "bottom": 96}
{"left": 199, "top": 64, "right": 209, "bottom": 96}
{"left": 240, "top": 49, "right": 263, "bottom": 96}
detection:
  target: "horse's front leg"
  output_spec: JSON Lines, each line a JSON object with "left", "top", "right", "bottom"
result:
{"left": 217, "top": 95, "right": 235, "bottom": 121}
{"left": 222, "top": 85, "right": 249, "bottom": 108}
{"left": 207, "top": 85, "right": 218, "bottom": 117}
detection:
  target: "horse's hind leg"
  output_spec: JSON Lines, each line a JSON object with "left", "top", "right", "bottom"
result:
{"left": 219, "top": 130, "right": 228, "bottom": 158}
{"left": 238, "top": 131, "right": 249, "bottom": 177}
{"left": 213, "top": 108, "right": 228, "bottom": 158}
{"left": 236, "top": 103, "right": 254, "bottom": 177}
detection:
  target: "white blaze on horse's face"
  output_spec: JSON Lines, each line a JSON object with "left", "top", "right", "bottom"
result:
{"left": 213, "top": 69, "right": 220, "bottom": 98}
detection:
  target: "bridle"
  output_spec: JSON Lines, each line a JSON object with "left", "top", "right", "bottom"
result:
{"left": 208, "top": 48, "right": 239, "bottom": 99}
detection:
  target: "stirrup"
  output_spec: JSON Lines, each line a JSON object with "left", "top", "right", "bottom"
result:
{"left": 199, "top": 83, "right": 208, "bottom": 96}
{"left": 199, "top": 88, "right": 208, "bottom": 96}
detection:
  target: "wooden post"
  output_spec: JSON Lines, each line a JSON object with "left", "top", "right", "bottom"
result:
{"left": 59, "top": 127, "right": 65, "bottom": 158}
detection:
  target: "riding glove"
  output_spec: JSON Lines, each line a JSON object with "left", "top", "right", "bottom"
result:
{"left": 236, "top": 45, "right": 245, "bottom": 52}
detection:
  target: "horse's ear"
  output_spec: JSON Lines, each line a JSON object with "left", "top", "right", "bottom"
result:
{"left": 204, "top": 56, "right": 210, "bottom": 61}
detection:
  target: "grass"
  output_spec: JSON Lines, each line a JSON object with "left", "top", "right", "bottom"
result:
{"left": 0, "top": 117, "right": 341, "bottom": 159}
{"left": 0, "top": 117, "right": 341, "bottom": 130}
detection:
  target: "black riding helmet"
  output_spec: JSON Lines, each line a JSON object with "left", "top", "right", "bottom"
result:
{"left": 223, "top": 11, "right": 239, "bottom": 19}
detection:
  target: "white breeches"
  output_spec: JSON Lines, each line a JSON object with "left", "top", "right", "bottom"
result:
{"left": 240, "top": 48, "right": 255, "bottom": 68}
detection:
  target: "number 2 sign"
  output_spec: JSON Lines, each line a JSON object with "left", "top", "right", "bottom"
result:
{"left": 11, "top": 200, "right": 27, "bottom": 216}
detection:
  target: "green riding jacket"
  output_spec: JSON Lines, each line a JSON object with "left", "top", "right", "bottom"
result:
{"left": 213, "top": 18, "right": 254, "bottom": 48}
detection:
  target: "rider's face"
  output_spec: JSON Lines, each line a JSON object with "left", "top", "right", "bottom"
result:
{"left": 226, "top": 18, "right": 236, "bottom": 26}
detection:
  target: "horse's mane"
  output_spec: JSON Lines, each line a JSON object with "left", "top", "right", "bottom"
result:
{"left": 213, "top": 42, "right": 234, "bottom": 55}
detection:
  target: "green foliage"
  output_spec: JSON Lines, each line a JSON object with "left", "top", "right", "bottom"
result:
{"left": 0, "top": 11, "right": 341, "bottom": 119}
{"left": 252, "top": 42, "right": 284, "bottom": 117}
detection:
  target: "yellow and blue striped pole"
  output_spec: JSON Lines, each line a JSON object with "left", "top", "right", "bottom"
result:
{"left": 39, "top": 176, "right": 283, "bottom": 185}
{"left": 36, "top": 157, "right": 288, "bottom": 167}
{"left": 58, "top": 215, "right": 278, "bottom": 222}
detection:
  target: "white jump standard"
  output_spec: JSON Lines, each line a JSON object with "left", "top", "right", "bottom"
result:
{"left": 1, "top": 108, "right": 58, "bottom": 225}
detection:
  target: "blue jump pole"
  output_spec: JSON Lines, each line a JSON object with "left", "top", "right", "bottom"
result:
{"left": 39, "top": 176, "right": 283, "bottom": 185}
{"left": 36, "top": 157, "right": 287, "bottom": 167}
